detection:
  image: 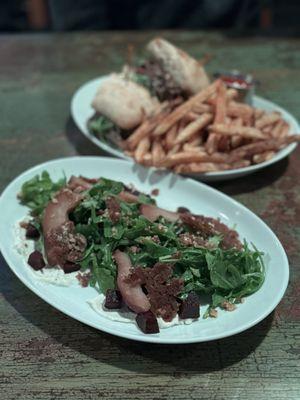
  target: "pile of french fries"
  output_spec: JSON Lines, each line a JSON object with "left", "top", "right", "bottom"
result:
{"left": 124, "top": 79, "right": 299, "bottom": 174}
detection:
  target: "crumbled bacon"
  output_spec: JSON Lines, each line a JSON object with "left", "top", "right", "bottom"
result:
{"left": 180, "top": 213, "right": 242, "bottom": 250}
{"left": 106, "top": 197, "right": 121, "bottom": 223}
{"left": 126, "top": 263, "right": 183, "bottom": 322}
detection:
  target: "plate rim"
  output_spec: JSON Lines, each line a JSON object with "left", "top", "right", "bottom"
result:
{"left": 70, "top": 76, "right": 300, "bottom": 179}
{"left": 0, "top": 156, "right": 290, "bottom": 344}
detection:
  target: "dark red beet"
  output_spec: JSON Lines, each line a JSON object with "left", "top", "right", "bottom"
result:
{"left": 136, "top": 311, "right": 160, "bottom": 334}
{"left": 177, "top": 207, "right": 190, "bottom": 213}
{"left": 63, "top": 262, "right": 81, "bottom": 274}
{"left": 104, "top": 289, "right": 122, "bottom": 309}
{"left": 25, "top": 223, "right": 40, "bottom": 239}
{"left": 28, "top": 250, "right": 45, "bottom": 270}
{"left": 178, "top": 292, "right": 200, "bottom": 319}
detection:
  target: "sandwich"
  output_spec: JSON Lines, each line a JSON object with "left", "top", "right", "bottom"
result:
{"left": 132, "top": 38, "right": 210, "bottom": 101}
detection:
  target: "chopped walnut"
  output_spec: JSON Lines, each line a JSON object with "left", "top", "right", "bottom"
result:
{"left": 209, "top": 308, "right": 218, "bottom": 318}
{"left": 221, "top": 301, "right": 237, "bottom": 311}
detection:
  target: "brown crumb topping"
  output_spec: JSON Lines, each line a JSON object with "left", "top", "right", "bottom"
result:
{"left": 180, "top": 213, "right": 242, "bottom": 250}
{"left": 106, "top": 197, "right": 121, "bottom": 223}
{"left": 151, "top": 188, "right": 159, "bottom": 196}
{"left": 126, "top": 263, "right": 183, "bottom": 322}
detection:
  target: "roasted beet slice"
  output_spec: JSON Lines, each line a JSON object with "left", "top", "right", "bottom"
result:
{"left": 136, "top": 311, "right": 159, "bottom": 334}
{"left": 63, "top": 262, "right": 81, "bottom": 274}
{"left": 28, "top": 250, "right": 45, "bottom": 270}
{"left": 177, "top": 206, "right": 190, "bottom": 213}
{"left": 25, "top": 223, "right": 40, "bottom": 239}
{"left": 178, "top": 292, "right": 200, "bottom": 319}
{"left": 104, "top": 289, "right": 122, "bottom": 309}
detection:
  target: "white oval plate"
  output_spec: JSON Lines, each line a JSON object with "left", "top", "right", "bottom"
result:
{"left": 71, "top": 76, "right": 299, "bottom": 182}
{"left": 0, "top": 157, "right": 289, "bottom": 344}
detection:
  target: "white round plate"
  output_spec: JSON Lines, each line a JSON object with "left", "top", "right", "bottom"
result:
{"left": 71, "top": 76, "right": 299, "bottom": 182}
{"left": 0, "top": 157, "right": 289, "bottom": 344}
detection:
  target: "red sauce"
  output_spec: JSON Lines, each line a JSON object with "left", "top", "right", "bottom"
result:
{"left": 220, "top": 75, "right": 251, "bottom": 89}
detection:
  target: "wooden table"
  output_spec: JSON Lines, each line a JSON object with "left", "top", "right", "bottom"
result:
{"left": 0, "top": 32, "right": 299, "bottom": 400}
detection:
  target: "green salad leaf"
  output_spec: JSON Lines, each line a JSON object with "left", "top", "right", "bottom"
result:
{"left": 19, "top": 171, "right": 66, "bottom": 216}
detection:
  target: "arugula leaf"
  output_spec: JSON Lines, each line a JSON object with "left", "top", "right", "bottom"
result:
{"left": 138, "top": 193, "right": 155, "bottom": 205}
{"left": 88, "top": 115, "right": 115, "bottom": 135}
{"left": 19, "top": 171, "right": 66, "bottom": 216}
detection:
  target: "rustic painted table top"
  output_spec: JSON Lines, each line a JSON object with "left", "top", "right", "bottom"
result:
{"left": 0, "top": 32, "right": 299, "bottom": 400}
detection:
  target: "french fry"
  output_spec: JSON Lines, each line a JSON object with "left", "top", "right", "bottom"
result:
{"left": 208, "top": 123, "right": 265, "bottom": 139}
{"left": 205, "top": 133, "right": 220, "bottom": 154}
{"left": 230, "top": 136, "right": 244, "bottom": 148}
{"left": 215, "top": 81, "right": 227, "bottom": 123}
{"left": 175, "top": 113, "right": 212, "bottom": 144}
{"left": 187, "top": 136, "right": 202, "bottom": 146}
{"left": 227, "top": 101, "right": 253, "bottom": 123}
{"left": 160, "top": 151, "right": 229, "bottom": 168}
{"left": 279, "top": 122, "right": 290, "bottom": 138}
{"left": 231, "top": 117, "right": 243, "bottom": 126}
{"left": 140, "top": 153, "right": 153, "bottom": 166}
{"left": 231, "top": 160, "right": 251, "bottom": 169}
{"left": 134, "top": 136, "right": 151, "bottom": 163}
{"left": 126, "top": 104, "right": 171, "bottom": 150}
{"left": 255, "top": 112, "right": 281, "bottom": 129}
{"left": 175, "top": 162, "right": 231, "bottom": 173}
{"left": 206, "top": 82, "right": 227, "bottom": 154}
{"left": 229, "top": 135, "right": 300, "bottom": 161}
{"left": 253, "top": 151, "right": 275, "bottom": 164}
{"left": 165, "top": 124, "right": 178, "bottom": 150}
{"left": 192, "top": 103, "right": 212, "bottom": 113}
{"left": 271, "top": 120, "right": 284, "bottom": 138}
{"left": 206, "top": 87, "right": 238, "bottom": 106}
{"left": 218, "top": 135, "right": 231, "bottom": 152}
{"left": 229, "top": 117, "right": 244, "bottom": 148}
{"left": 152, "top": 140, "right": 166, "bottom": 166}
{"left": 167, "top": 144, "right": 181, "bottom": 155}
{"left": 254, "top": 108, "right": 265, "bottom": 120}
{"left": 184, "top": 111, "right": 202, "bottom": 123}
{"left": 183, "top": 144, "right": 205, "bottom": 153}
{"left": 152, "top": 80, "right": 220, "bottom": 136}
{"left": 226, "top": 88, "right": 239, "bottom": 101}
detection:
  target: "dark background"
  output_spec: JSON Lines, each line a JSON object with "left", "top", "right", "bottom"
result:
{"left": 1, "top": 0, "right": 299, "bottom": 35}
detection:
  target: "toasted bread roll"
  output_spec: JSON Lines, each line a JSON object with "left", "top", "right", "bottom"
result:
{"left": 147, "top": 38, "right": 210, "bottom": 95}
{"left": 91, "top": 75, "right": 158, "bottom": 130}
